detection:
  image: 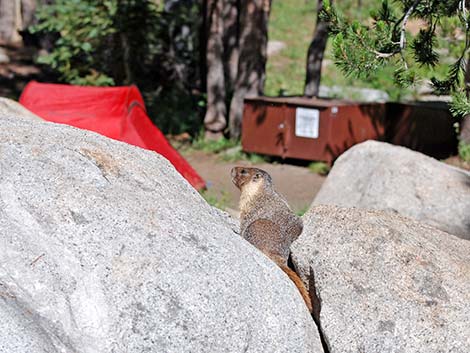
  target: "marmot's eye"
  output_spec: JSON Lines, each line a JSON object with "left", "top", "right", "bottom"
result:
{"left": 241, "top": 169, "right": 247, "bottom": 175}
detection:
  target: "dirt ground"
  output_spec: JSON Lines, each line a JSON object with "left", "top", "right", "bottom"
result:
{"left": 183, "top": 150, "right": 326, "bottom": 214}
{"left": 184, "top": 149, "right": 470, "bottom": 215}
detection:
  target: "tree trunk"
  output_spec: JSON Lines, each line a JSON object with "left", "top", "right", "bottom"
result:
{"left": 462, "top": 51, "right": 470, "bottom": 144}
{"left": 0, "top": 0, "right": 22, "bottom": 44}
{"left": 0, "top": 0, "right": 41, "bottom": 45}
{"left": 21, "top": 0, "right": 37, "bottom": 29}
{"left": 304, "top": 0, "right": 329, "bottom": 97}
{"left": 222, "top": 0, "right": 240, "bottom": 93}
{"left": 460, "top": 115, "right": 470, "bottom": 144}
{"left": 204, "top": 0, "right": 227, "bottom": 139}
{"left": 228, "top": 0, "right": 271, "bottom": 139}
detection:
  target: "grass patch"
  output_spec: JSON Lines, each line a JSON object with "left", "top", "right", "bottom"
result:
{"left": 459, "top": 141, "right": 470, "bottom": 162}
{"left": 265, "top": 0, "right": 316, "bottom": 96}
{"left": 191, "top": 136, "right": 238, "bottom": 153}
{"left": 200, "top": 190, "right": 230, "bottom": 210}
{"left": 220, "top": 145, "right": 270, "bottom": 163}
{"left": 308, "top": 161, "right": 330, "bottom": 175}
{"left": 190, "top": 136, "right": 270, "bottom": 163}
{"left": 295, "top": 205, "right": 309, "bottom": 217}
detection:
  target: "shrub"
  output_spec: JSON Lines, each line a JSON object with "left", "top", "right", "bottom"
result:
{"left": 30, "top": 0, "right": 204, "bottom": 135}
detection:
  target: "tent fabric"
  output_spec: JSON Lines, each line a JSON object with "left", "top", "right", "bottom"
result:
{"left": 20, "top": 81, "right": 205, "bottom": 190}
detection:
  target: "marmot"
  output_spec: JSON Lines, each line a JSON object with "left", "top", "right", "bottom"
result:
{"left": 231, "top": 166, "right": 312, "bottom": 312}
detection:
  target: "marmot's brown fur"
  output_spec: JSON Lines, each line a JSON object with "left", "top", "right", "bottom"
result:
{"left": 231, "top": 166, "right": 312, "bottom": 312}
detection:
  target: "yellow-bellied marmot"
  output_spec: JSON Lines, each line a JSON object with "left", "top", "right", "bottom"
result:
{"left": 231, "top": 166, "right": 312, "bottom": 312}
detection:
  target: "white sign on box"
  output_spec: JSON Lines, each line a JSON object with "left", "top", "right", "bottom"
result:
{"left": 295, "top": 107, "right": 319, "bottom": 138}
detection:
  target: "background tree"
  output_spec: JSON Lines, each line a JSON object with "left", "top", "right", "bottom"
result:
{"left": 228, "top": 0, "right": 271, "bottom": 139}
{"left": 323, "top": 0, "right": 470, "bottom": 147}
{"left": 304, "top": 0, "right": 330, "bottom": 97}
{"left": 203, "top": 0, "right": 239, "bottom": 140}
{"left": 222, "top": 0, "right": 240, "bottom": 94}
{"left": 31, "top": 0, "right": 203, "bottom": 135}
{"left": 22, "top": 0, "right": 271, "bottom": 140}
{"left": 0, "top": 0, "right": 35, "bottom": 44}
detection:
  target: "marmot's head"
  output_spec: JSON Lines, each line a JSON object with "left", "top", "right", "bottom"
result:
{"left": 231, "top": 167, "right": 272, "bottom": 191}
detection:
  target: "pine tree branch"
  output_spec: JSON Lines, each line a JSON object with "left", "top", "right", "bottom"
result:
{"left": 400, "top": 0, "right": 421, "bottom": 50}
{"left": 373, "top": 50, "right": 395, "bottom": 58}
{"left": 459, "top": 0, "right": 467, "bottom": 25}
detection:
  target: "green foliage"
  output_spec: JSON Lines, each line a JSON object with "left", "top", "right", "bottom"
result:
{"left": 295, "top": 205, "right": 309, "bottom": 217}
{"left": 266, "top": 0, "right": 413, "bottom": 100}
{"left": 331, "top": 20, "right": 398, "bottom": 80}
{"left": 221, "top": 149, "right": 269, "bottom": 164}
{"left": 449, "top": 91, "right": 470, "bottom": 119}
{"left": 30, "top": 0, "right": 203, "bottom": 135}
{"left": 459, "top": 141, "right": 470, "bottom": 162}
{"left": 308, "top": 161, "right": 330, "bottom": 175}
{"left": 190, "top": 136, "right": 270, "bottom": 163}
{"left": 191, "top": 136, "right": 239, "bottom": 153}
{"left": 325, "top": 1, "right": 404, "bottom": 80}
{"left": 431, "top": 58, "right": 465, "bottom": 94}
{"left": 31, "top": 0, "right": 117, "bottom": 85}
{"left": 147, "top": 88, "right": 205, "bottom": 136}
{"left": 323, "top": 0, "right": 470, "bottom": 120}
{"left": 200, "top": 190, "right": 230, "bottom": 210}
{"left": 324, "top": 0, "right": 468, "bottom": 85}
{"left": 371, "top": 0, "right": 398, "bottom": 24}
{"left": 411, "top": 28, "right": 439, "bottom": 67}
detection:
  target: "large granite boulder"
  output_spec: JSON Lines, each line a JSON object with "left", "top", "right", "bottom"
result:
{"left": 313, "top": 140, "right": 470, "bottom": 240}
{"left": 0, "top": 116, "right": 322, "bottom": 353}
{"left": 0, "top": 97, "right": 43, "bottom": 122}
{"left": 292, "top": 205, "right": 470, "bottom": 353}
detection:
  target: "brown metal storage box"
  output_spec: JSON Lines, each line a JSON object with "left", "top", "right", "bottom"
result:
{"left": 385, "top": 102, "right": 457, "bottom": 159}
{"left": 241, "top": 97, "right": 386, "bottom": 164}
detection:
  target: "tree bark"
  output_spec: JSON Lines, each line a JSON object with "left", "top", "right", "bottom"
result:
{"left": 222, "top": 0, "right": 240, "bottom": 93}
{"left": 21, "top": 0, "right": 37, "bottom": 29}
{"left": 304, "top": 0, "right": 329, "bottom": 97}
{"left": 228, "top": 0, "right": 271, "bottom": 139}
{"left": 204, "top": 0, "right": 227, "bottom": 139}
{"left": 462, "top": 51, "right": 470, "bottom": 144}
{"left": 0, "top": 0, "right": 42, "bottom": 45}
{"left": 0, "top": 0, "right": 22, "bottom": 44}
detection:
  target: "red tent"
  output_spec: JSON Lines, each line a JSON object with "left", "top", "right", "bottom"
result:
{"left": 20, "top": 81, "right": 205, "bottom": 190}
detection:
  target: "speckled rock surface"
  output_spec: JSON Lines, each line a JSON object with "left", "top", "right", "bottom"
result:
{"left": 0, "top": 98, "right": 43, "bottom": 122}
{"left": 0, "top": 116, "right": 322, "bottom": 353}
{"left": 292, "top": 205, "right": 470, "bottom": 353}
{"left": 313, "top": 140, "right": 470, "bottom": 240}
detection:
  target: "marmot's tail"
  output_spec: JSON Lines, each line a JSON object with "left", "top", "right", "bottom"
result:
{"left": 279, "top": 264, "right": 313, "bottom": 313}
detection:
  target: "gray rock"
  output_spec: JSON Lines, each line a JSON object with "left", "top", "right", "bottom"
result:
{"left": 267, "top": 40, "right": 286, "bottom": 56}
{"left": 292, "top": 205, "right": 470, "bottom": 353}
{"left": 0, "top": 116, "right": 322, "bottom": 353}
{"left": 0, "top": 97, "right": 43, "bottom": 122}
{"left": 319, "top": 85, "right": 389, "bottom": 102}
{"left": 0, "top": 297, "right": 59, "bottom": 352}
{"left": 313, "top": 140, "right": 470, "bottom": 240}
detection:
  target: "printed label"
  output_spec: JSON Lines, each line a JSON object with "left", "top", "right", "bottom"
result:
{"left": 295, "top": 107, "right": 320, "bottom": 138}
